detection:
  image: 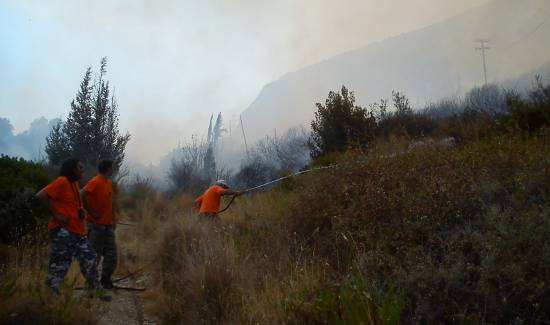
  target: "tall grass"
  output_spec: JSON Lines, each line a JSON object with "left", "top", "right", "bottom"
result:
{"left": 134, "top": 129, "right": 550, "bottom": 324}
{"left": 0, "top": 237, "right": 98, "bottom": 324}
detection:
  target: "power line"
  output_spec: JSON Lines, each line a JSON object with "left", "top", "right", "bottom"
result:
{"left": 500, "top": 4, "right": 550, "bottom": 51}
{"left": 475, "top": 39, "right": 490, "bottom": 86}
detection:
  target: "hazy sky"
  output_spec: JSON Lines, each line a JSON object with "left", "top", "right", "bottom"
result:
{"left": 0, "top": 0, "right": 490, "bottom": 163}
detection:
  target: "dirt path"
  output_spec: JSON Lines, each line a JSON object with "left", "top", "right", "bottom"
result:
{"left": 96, "top": 276, "right": 156, "bottom": 325}
{"left": 92, "top": 216, "right": 159, "bottom": 325}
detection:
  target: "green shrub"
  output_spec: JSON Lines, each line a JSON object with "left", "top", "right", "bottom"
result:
{"left": 286, "top": 268, "right": 405, "bottom": 324}
{"left": 309, "top": 86, "right": 377, "bottom": 159}
{"left": 0, "top": 156, "right": 51, "bottom": 244}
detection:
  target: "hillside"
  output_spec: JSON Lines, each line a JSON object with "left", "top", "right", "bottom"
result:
{"left": 240, "top": 0, "right": 550, "bottom": 141}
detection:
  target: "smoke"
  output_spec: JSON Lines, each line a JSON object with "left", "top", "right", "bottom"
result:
{"left": 0, "top": 117, "right": 59, "bottom": 160}
{"left": 2, "top": 0, "right": 496, "bottom": 164}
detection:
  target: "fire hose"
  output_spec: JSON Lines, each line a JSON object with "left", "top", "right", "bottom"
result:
{"left": 218, "top": 165, "right": 336, "bottom": 213}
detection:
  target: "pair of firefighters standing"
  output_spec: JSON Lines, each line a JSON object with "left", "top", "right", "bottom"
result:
{"left": 36, "top": 158, "right": 117, "bottom": 299}
{"left": 37, "top": 158, "right": 242, "bottom": 299}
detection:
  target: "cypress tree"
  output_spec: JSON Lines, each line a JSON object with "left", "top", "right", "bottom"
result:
{"left": 45, "top": 58, "right": 130, "bottom": 171}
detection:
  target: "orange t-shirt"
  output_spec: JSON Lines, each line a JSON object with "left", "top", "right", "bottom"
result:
{"left": 83, "top": 175, "right": 113, "bottom": 225}
{"left": 195, "top": 185, "right": 224, "bottom": 213}
{"left": 42, "top": 176, "right": 85, "bottom": 235}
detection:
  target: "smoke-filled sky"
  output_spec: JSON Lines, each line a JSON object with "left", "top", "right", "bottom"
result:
{"left": 0, "top": 0, "right": 490, "bottom": 163}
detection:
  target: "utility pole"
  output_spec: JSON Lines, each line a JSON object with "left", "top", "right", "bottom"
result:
{"left": 475, "top": 39, "right": 490, "bottom": 86}
{"left": 240, "top": 115, "right": 250, "bottom": 160}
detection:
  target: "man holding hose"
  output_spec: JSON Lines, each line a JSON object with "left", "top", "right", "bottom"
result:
{"left": 195, "top": 180, "right": 243, "bottom": 220}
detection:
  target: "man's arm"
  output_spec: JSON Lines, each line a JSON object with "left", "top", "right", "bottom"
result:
{"left": 220, "top": 189, "right": 243, "bottom": 196}
{"left": 195, "top": 196, "right": 203, "bottom": 210}
{"left": 35, "top": 190, "right": 69, "bottom": 225}
{"left": 80, "top": 190, "right": 100, "bottom": 219}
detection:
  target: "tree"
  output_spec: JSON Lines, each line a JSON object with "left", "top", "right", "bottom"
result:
{"left": 465, "top": 84, "right": 507, "bottom": 116}
{"left": 168, "top": 112, "right": 227, "bottom": 193}
{"left": 309, "top": 86, "right": 376, "bottom": 159}
{"left": 45, "top": 58, "right": 130, "bottom": 171}
{"left": 376, "top": 90, "right": 434, "bottom": 138}
{"left": 254, "top": 127, "right": 310, "bottom": 171}
{"left": 392, "top": 90, "right": 413, "bottom": 116}
{"left": 203, "top": 112, "right": 225, "bottom": 182}
{"left": 203, "top": 145, "right": 216, "bottom": 181}
{"left": 168, "top": 135, "right": 209, "bottom": 193}
{"left": 44, "top": 121, "right": 70, "bottom": 164}
{"left": 233, "top": 127, "right": 309, "bottom": 189}
{"left": 211, "top": 112, "right": 225, "bottom": 149}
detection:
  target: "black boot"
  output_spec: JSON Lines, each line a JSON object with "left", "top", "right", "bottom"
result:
{"left": 101, "top": 276, "right": 114, "bottom": 289}
{"left": 85, "top": 280, "right": 112, "bottom": 301}
{"left": 87, "top": 288, "right": 113, "bottom": 302}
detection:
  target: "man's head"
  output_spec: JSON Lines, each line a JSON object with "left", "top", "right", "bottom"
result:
{"left": 214, "top": 180, "right": 229, "bottom": 189}
{"left": 98, "top": 159, "right": 114, "bottom": 177}
{"left": 60, "top": 158, "right": 84, "bottom": 182}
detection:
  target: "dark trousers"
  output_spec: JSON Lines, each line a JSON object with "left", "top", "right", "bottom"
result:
{"left": 198, "top": 212, "right": 220, "bottom": 222}
{"left": 86, "top": 221, "right": 118, "bottom": 281}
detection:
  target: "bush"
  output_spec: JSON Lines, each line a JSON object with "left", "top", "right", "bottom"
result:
{"left": 167, "top": 136, "right": 222, "bottom": 194}
{"left": 500, "top": 78, "right": 550, "bottom": 133}
{"left": 285, "top": 132, "right": 550, "bottom": 323}
{"left": 435, "top": 108, "right": 497, "bottom": 143}
{"left": 155, "top": 220, "right": 248, "bottom": 324}
{"left": 233, "top": 127, "right": 310, "bottom": 190}
{"left": 233, "top": 158, "right": 279, "bottom": 189}
{"left": 0, "top": 156, "right": 51, "bottom": 244}
{"left": 309, "top": 86, "right": 377, "bottom": 158}
{"left": 285, "top": 268, "right": 405, "bottom": 324}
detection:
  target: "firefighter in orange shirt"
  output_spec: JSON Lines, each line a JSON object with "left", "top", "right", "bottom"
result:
{"left": 35, "top": 158, "right": 110, "bottom": 301}
{"left": 81, "top": 159, "right": 118, "bottom": 289}
{"left": 195, "top": 180, "right": 243, "bottom": 220}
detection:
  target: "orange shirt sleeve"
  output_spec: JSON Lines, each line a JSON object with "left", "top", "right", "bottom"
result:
{"left": 84, "top": 177, "right": 99, "bottom": 193}
{"left": 42, "top": 177, "right": 65, "bottom": 199}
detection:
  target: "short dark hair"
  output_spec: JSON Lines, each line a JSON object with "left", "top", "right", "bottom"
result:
{"left": 59, "top": 158, "right": 81, "bottom": 182}
{"left": 98, "top": 159, "right": 114, "bottom": 174}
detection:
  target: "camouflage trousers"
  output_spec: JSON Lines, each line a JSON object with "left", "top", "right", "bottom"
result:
{"left": 86, "top": 222, "right": 118, "bottom": 281}
{"left": 45, "top": 227, "right": 99, "bottom": 291}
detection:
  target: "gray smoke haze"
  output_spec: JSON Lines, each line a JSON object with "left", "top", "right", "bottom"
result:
{"left": 0, "top": 117, "right": 59, "bottom": 160}
{"left": 239, "top": 0, "right": 550, "bottom": 141}
{"left": 1, "top": 0, "right": 492, "bottom": 164}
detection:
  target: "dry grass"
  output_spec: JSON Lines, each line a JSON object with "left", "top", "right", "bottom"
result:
{"left": 0, "top": 239, "right": 98, "bottom": 325}
{"left": 3, "top": 130, "right": 547, "bottom": 324}
{"left": 122, "top": 130, "right": 550, "bottom": 324}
